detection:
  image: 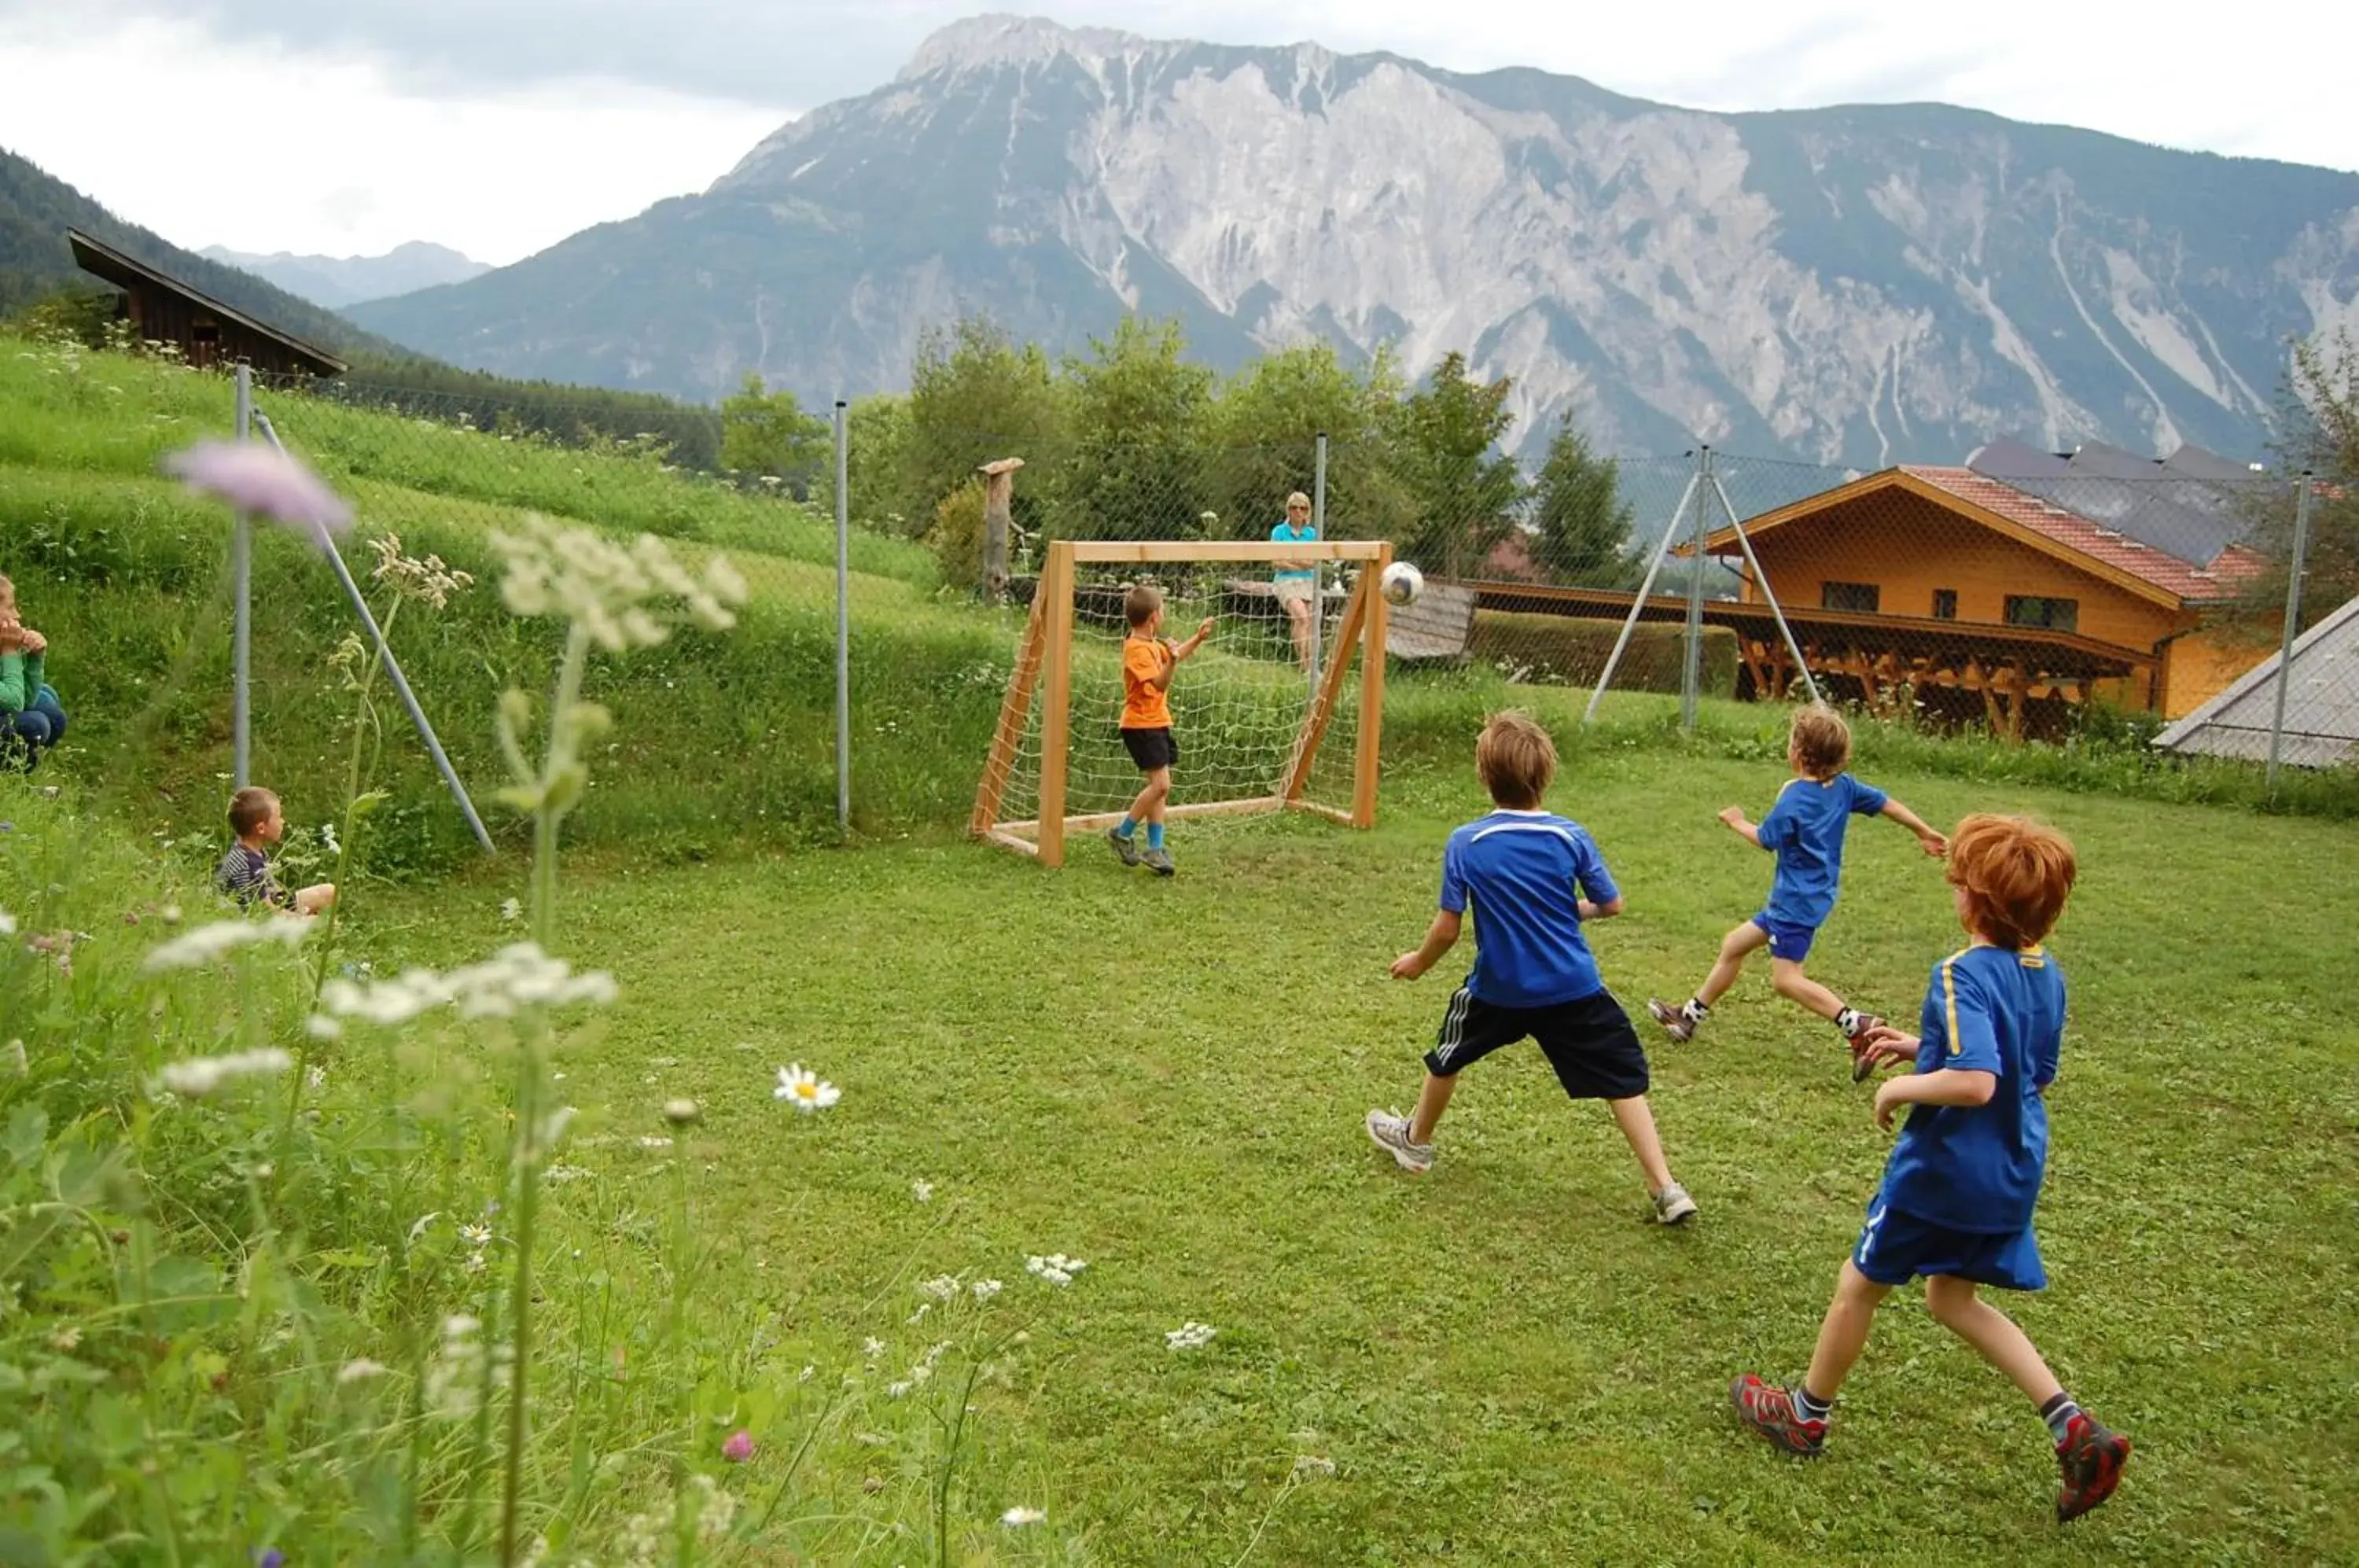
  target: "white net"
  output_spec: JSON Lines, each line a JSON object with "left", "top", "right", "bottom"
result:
{"left": 987, "top": 558, "right": 1366, "bottom": 841}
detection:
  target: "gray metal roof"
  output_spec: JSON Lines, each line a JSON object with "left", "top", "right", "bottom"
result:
{"left": 2154, "top": 594, "right": 2359, "bottom": 767}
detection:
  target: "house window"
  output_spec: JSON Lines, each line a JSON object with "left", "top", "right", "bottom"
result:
{"left": 1931, "top": 589, "right": 1958, "bottom": 620}
{"left": 2004, "top": 595, "right": 2078, "bottom": 633}
{"left": 1820, "top": 581, "right": 1880, "bottom": 613}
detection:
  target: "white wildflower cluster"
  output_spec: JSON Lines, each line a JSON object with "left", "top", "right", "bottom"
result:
{"left": 1293, "top": 1455, "right": 1338, "bottom": 1477}
{"left": 151, "top": 1047, "right": 294, "bottom": 1099}
{"left": 0, "top": 907, "right": 16, "bottom": 937}
{"left": 915, "top": 1275, "right": 962, "bottom": 1303}
{"left": 318, "top": 822, "right": 340, "bottom": 857}
{"left": 885, "top": 1340, "right": 953, "bottom": 1399}
{"left": 315, "top": 942, "right": 616, "bottom": 1029}
{"left": 367, "top": 531, "right": 476, "bottom": 609}
{"left": 423, "top": 1314, "right": 507, "bottom": 1419}
{"left": 1025, "top": 1253, "right": 1087, "bottom": 1288}
{"left": 612, "top": 1474, "right": 734, "bottom": 1568}
{"left": 142, "top": 915, "right": 311, "bottom": 973}
{"left": 500, "top": 897, "right": 522, "bottom": 922}
{"left": 543, "top": 1164, "right": 592, "bottom": 1184}
{"left": 1165, "top": 1321, "right": 1217, "bottom": 1352}
{"left": 862, "top": 1336, "right": 885, "bottom": 1362}
{"left": 970, "top": 1278, "right": 1003, "bottom": 1302}
{"left": 336, "top": 1358, "right": 390, "bottom": 1385}
{"left": 1001, "top": 1507, "right": 1047, "bottom": 1527}
{"left": 911, "top": 1179, "right": 934, "bottom": 1203}
{"left": 490, "top": 515, "right": 747, "bottom": 653}
{"left": 459, "top": 1220, "right": 494, "bottom": 1274}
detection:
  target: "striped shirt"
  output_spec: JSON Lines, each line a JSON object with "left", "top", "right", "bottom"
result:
{"left": 215, "top": 845, "right": 291, "bottom": 911}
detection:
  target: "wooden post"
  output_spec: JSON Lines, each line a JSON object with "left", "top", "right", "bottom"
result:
{"left": 1036, "top": 542, "right": 1076, "bottom": 867}
{"left": 1353, "top": 544, "right": 1392, "bottom": 828}
{"left": 1284, "top": 567, "right": 1371, "bottom": 802}
{"left": 970, "top": 580, "right": 1052, "bottom": 837}
{"left": 978, "top": 457, "right": 1024, "bottom": 604}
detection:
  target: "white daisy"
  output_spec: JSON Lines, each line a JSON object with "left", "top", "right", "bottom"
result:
{"left": 1165, "top": 1322, "right": 1217, "bottom": 1352}
{"left": 773, "top": 1063, "right": 841, "bottom": 1113}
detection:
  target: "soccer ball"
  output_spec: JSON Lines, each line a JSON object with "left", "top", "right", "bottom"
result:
{"left": 1379, "top": 561, "right": 1424, "bottom": 606}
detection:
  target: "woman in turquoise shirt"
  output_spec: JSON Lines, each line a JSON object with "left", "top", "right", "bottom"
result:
{"left": 1269, "top": 491, "right": 1318, "bottom": 670}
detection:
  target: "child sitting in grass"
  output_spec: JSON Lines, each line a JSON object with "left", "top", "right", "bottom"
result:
{"left": 1107, "top": 583, "right": 1214, "bottom": 878}
{"left": 215, "top": 787, "right": 337, "bottom": 917}
{"left": 1366, "top": 711, "right": 1696, "bottom": 1224}
{"left": 1730, "top": 812, "right": 2129, "bottom": 1524}
{"left": 0, "top": 574, "right": 69, "bottom": 771}
{"left": 1648, "top": 705, "right": 1947, "bottom": 1079}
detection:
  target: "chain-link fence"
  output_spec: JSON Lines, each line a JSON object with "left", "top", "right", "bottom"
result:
{"left": 181, "top": 370, "right": 2358, "bottom": 859}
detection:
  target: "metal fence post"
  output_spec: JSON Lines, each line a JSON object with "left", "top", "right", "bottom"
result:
{"left": 1680, "top": 445, "right": 1713, "bottom": 732}
{"left": 1310, "top": 431, "right": 1328, "bottom": 694}
{"left": 233, "top": 363, "right": 253, "bottom": 788}
{"left": 2265, "top": 472, "right": 2314, "bottom": 794}
{"left": 834, "top": 399, "right": 852, "bottom": 842}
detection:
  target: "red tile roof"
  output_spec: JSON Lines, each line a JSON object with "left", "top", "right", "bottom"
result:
{"left": 1901, "top": 466, "right": 2252, "bottom": 603}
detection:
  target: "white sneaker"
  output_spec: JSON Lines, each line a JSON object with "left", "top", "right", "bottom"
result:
{"left": 1364, "top": 1109, "right": 1433, "bottom": 1173}
{"left": 1654, "top": 1181, "right": 1698, "bottom": 1225}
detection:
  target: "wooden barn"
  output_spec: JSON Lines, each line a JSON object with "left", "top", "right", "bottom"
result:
{"left": 68, "top": 229, "right": 346, "bottom": 377}
{"left": 1699, "top": 460, "right": 2274, "bottom": 731}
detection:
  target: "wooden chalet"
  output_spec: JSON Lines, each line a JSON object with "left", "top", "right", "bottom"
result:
{"left": 68, "top": 229, "right": 346, "bottom": 377}
{"left": 1690, "top": 464, "right": 2273, "bottom": 734}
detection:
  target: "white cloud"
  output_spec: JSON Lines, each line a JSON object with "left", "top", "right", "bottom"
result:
{"left": 0, "top": 13, "right": 782, "bottom": 263}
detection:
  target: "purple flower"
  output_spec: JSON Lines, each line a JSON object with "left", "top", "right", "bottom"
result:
{"left": 165, "top": 442, "right": 351, "bottom": 534}
{"left": 721, "top": 1428, "right": 754, "bottom": 1463}
{"left": 254, "top": 1551, "right": 286, "bottom": 1568}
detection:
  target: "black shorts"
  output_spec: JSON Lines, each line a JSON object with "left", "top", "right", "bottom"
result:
{"left": 1121, "top": 727, "right": 1176, "bottom": 771}
{"left": 1423, "top": 986, "right": 1651, "bottom": 1101}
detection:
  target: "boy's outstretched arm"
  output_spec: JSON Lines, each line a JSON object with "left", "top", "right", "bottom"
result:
{"left": 1717, "top": 805, "right": 1763, "bottom": 848}
{"left": 1577, "top": 894, "right": 1624, "bottom": 921}
{"left": 1169, "top": 617, "right": 1216, "bottom": 663}
{"left": 1880, "top": 798, "right": 1949, "bottom": 857}
{"left": 1391, "top": 910, "right": 1462, "bottom": 980}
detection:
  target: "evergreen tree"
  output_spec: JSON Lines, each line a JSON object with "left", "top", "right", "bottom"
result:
{"left": 1393, "top": 352, "right": 1522, "bottom": 576}
{"left": 1529, "top": 415, "right": 1640, "bottom": 587}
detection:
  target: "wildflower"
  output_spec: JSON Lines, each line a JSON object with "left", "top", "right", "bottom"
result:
{"left": 158, "top": 903, "right": 182, "bottom": 926}
{"left": 458, "top": 1223, "right": 493, "bottom": 1248}
{"left": 1165, "top": 1321, "right": 1217, "bottom": 1352}
{"left": 466, "top": 1251, "right": 488, "bottom": 1273}
{"left": 2, "top": 1039, "right": 23, "bottom": 1079}
{"left": 153, "top": 1048, "right": 294, "bottom": 1099}
{"left": 916, "top": 1275, "right": 960, "bottom": 1302}
{"left": 638, "top": 1136, "right": 673, "bottom": 1150}
{"left": 500, "top": 897, "right": 522, "bottom": 922}
{"left": 164, "top": 440, "right": 351, "bottom": 533}
{"left": 305, "top": 1014, "right": 341, "bottom": 1042}
{"left": 317, "top": 943, "right": 616, "bottom": 1026}
{"left": 1025, "top": 1253, "right": 1087, "bottom": 1287}
{"left": 307, "top": 1064, "right": 327, "bottom": 1089}
{"left": 544, "top": 1164, "right": 591, "bottom": 1183}
{"left": 911, "top": 1179, "right": 934, "bottom": 1202}
{"left": 488, "top": 516, "right": 747, "bottom": 653}
{"left": 367, "top": 532, "right": 476, "bottom": 609}
{"left": 862, "top": 1337, "right": 885, "bottom": 1360}
{"left": 971, "top": 1279, "right": 1003, "bottom": 1302}
{"left": 886, "top": 1380, "right": 912, "bottom": 1399}
{"left": 692, "top": 1472, "right": 737, "bottom": 1537}
{"left": 1002, "top": 1507, "right": 1047, "bottom": 1526}
{"left": 1294, "top": 1455, "right": 1338, "bottom": 1477}
{"left": 318, "top": 821, "right": 340, "bottom": 856}
{"left": 663, "top": 1098, "right": 701, "bottom": 1126}
{"left": 773, "top": 1063, "right": 841, "bottom": 1113}
{"left": 0, "top": 910, "right": 13, "bottom": 936}
{"left": 255, "top": 1550, "right": 286, "bottom": 1568}
{"left": 721, "top": 1427, "right": 755, "bottom": 1463}
{"left": 143, "top": 916, "right": 311, "bottom": 973}
{"left": 337, "top": 1358, "right": 391, "bottom": 1384}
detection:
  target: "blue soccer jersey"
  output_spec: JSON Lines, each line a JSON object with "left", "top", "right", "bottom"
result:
{"left": 1754, "top": 772, "right": 1888, "bottom": 927}
{"left": 1878, "top": 944, "right": 2066, "bottom": 1235}
{"left": 1438, "top": 810, "right": 1619, "bottom": 1008}
{"left": 1270, "top": 519, "right": 1318, "bottom": 583}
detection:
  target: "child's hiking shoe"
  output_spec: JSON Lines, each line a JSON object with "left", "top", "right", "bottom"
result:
{"left": 1364, "top": 1110, "right": 1433, "bottom": 1173}
{"left": 2054, "top": 1414, "right": 2130, "bottom": 1523}
{"left": 1142, "top": 846, "right": 1176, "bottom": 878}
{"left": 1653, "top": 1182, "right": 1698, "bottom": 1225}
{"left": 1845, "top": 1013, "right": 1886, "bottom": 1082}
{"left": 1646, "top": 998, "right": 1697, "bottom": 1043}
{"left": 1106, "top": 827, "right": 1141, "bottom": 867}
{"left": 1728, "top": 1375, "right": 1826, "bottom": 1456}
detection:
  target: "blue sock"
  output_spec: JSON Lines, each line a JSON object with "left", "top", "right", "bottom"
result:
{"left": 1146, "top": 822, "right": 1165, "bottom": 851}
{"left": 1115, "top": 816, "right": 1137, "bottom": 840}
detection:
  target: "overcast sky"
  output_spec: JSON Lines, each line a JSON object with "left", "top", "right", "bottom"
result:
{"left": 2, "top": 1, "right": 2353, "bottom": 267}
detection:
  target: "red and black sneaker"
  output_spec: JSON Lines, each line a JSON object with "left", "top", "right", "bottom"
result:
{"left": 1729, "top": 1374, "right": 1826, "bottom": 1457}
{"left": 1845, "top": 1013, "right": 1886, "bottom": 1083}
{"left": 2055, "top": 1413, "right": 2129, "bottom": 1522}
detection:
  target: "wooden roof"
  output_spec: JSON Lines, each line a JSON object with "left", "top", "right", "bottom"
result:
{"left": 67, "top": 229, "right": 348, "bottom": 376}
{"left": 1698, "top": 466, "right": 2257, "bottom": 609}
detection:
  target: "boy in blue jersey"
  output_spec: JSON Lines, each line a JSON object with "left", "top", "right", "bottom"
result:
{"left": 1270, "top": 491, "right": 1319, "bottom": 670}
{"left": 1731, "top": 813, "right": 2130, "bottom": 1524}
{"left": 1366, "top": 712, "right": 1697, "bottom": 1224}
{"left": 1648, "top": 706, "right": 1947, "bottom": 1080}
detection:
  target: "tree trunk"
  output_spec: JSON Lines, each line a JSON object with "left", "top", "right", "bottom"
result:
{"left": 978, "top": 457, "right": 1024, "bottom": 604}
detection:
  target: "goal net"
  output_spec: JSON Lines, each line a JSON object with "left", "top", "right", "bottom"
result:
{"left": 972, "top": 539, "right": 1393, "bottom": 865}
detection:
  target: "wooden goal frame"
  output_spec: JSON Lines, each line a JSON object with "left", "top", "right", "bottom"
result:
{"left": 970, "top": 538, "right": 1393, "bottom": 866}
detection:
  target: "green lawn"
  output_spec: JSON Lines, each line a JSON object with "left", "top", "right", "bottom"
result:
{"left": 358, "top": 749, "right": 2359, "bottom": 1564}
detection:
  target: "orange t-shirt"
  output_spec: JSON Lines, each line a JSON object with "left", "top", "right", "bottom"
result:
{"left": 1121, "top": 635, "right": 1172, "bottom": 730}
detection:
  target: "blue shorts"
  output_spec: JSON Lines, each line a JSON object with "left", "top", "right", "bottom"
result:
{"left": 1853, "top": 1194, "right": 2046, "bottom": 1292}
{"left": 1750, "top": 911, "right": 1818, "bottom": 963}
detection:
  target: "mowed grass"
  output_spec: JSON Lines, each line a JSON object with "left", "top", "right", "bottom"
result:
{"left": 359, "top": 749, "right": 2359, "bottom": 1565}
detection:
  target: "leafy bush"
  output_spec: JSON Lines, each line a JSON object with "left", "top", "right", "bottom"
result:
{"left": 1465, "top": 609, "right": 1739, "bottom": 695}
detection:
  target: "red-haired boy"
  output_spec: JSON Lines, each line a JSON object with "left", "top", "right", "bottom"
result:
{"left": 1730, "top": 814, "right": 2130, "bottom": 1523}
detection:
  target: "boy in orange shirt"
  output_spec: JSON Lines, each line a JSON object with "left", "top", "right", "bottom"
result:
{"left": 1109, "top": 583, "right": 1213, "bottom": 877}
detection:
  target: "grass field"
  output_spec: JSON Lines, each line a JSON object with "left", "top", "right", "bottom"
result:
{"left": 348, "top": 748, "right": 2359, "bottom": 1564}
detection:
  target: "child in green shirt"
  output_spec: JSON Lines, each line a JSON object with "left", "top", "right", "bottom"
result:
{"left": 0, "top": 575, "right": 69, "bottom": 769}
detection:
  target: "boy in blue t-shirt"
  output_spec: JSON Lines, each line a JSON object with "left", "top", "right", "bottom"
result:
{"left": 1365, "top": 712, "right": 1697, "bottom": 1224}
{"left": 1731, "top": 813, "right": 2130, "bottom": 1525}
{"left": 1268, "top": 491, "right": 1319, "bottom": 671}
{"left": 1648, "top": 706, "right": 1947, "bottom": 1079}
